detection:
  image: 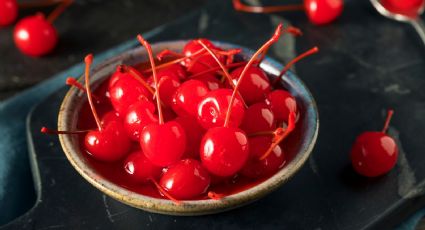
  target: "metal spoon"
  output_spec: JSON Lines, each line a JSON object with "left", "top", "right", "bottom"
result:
{"left": 370, "top": 0, "right": 425, "bottom": 44}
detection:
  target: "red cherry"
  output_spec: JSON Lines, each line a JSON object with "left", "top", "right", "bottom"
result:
{"left": 101, "top": 110, "right": 121, "bottom": 126}
{"left": 183, "top": 39, "right": 216, "bottom": 57}
{"left": 157, "top": 76, "right": 181, "bottom": 108}
{"left": 13, "top": 14, "right": 58, "bottom": 56}
{"left": 172, "top": 79, "right": 209, "bottom": 117}
{"left": 197, "top": 89, "right": 245, "bottom": 129}
{"left": 350, "top": 110, "right": 399, "bottom": 177}
{"left": 140, "top": 121, "right": 186, "bottom": 166}
{"left": 165, "top": 63, "right": 187, "bottom": 80}
{"left": 229, "top": 66, "right": 271, "bottom": 105}
{"left": 381, "top": 0, "right": 424, "bottom": 17}
{"left": 200, "top": 127, "right": 249, "bottom": 177}
{"left": 124, "top": 151, "right": 162, "bottom": 183}
{"left": 109, "top": 73, "right": 151, "bottom": 115}
{"left": 124, "top": 100, "right": 158, "bottom": 141}
{"left": 82, "top": 54, "right": 131, "bottom": 162}
{"left": 109, "top": 65, "right": 128, "bottom": 89}
{"left": 137, "top": 35, "right": 187, "bottom": 167}
{"left": 240, "top": 102, "right": 276, "bottom": 134}
{"left": 304, "top": 0, "right": 343, "bottom": 25}
{"left": 159, "top": 159, "right": 210, "bottom": 199}
{"left": 175, "top": 116, "right": 205, "bottom": 159}
{"left": 182, "top": 39, "right": 225, "bottom": 74}
{"left": 85, "top": 121, "right": 131, "bottom": 162}
{"left": 192, "top": 73, "right": 222, "bottom": 91}
{"left": 0, "top": 0, "right": 18, "bottom": 26}
{"left": 240, "top": 136, "right": 285, "bottom": 179}
{"left": 265, "top": 89, "right": 297, "bottom": 123}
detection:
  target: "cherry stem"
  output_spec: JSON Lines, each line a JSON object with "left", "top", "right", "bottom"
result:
{"left": 46, "top": 0, "right": 73, "bottom": 23}
{"left": 18, "top": 0, "right": 62, "bottom": 8}
{"left": 149, "top": 178, "right": 181, "bottom": 205}
{"left": 232, "top": 0, "right": 304, "bottom": 13}
{"left": 207, "top": 191, "right": 225, "bottom": 200}
{"left": 247, "top": 130, "right": 275, "bottom": 137}
{"left": 41, "top": 126, "right": 92, "bottom": 134}
{"left": 156, "top": 49, "right": 184, "bottom": 61}
{"left": 382, "top": 109, "right": 394, "bottom": 133}
{"left": 66, "top": 77, "right": 101, "bottom": 101}
{"left": 137, "top": 35, "right": 164, "bottom": 124}
{"left": 84, "top": 54, "right": 103, "bottom": 131}
{"left": 188, "top": 61, "right": 251, "bottom": 79}
{"left": 196, "top": 40, "right": 248, "bottom": 108}
{"left": 126, "top": 65, "right": 156, "bottom": 95}
{"left": 259, "top": 112, "right": 296, "bottom": 160}
{"left": 273, "top": 47, "right": 319, "bottom": 86}
{"left": 224, "top": 24, "right": 283, "bottom": 128}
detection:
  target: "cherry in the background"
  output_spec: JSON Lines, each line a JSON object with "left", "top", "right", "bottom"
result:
{"left": 350, "top": 110, "right": 399, "bottom": 177}
{"left": 0, "top": 0, "right": 18, "bottom": 26}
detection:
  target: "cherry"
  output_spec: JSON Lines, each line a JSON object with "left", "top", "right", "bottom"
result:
{"left": 192, "top": 73, "right": 222, "bottom": 91}
{"left": 240, "top": 102, "right": 276, "bottom": 134}
{"left": 109, "top": 65, "right": 127, "bottom": 89}
{"left": 13, "top": 13, "right": 58, "bottom": 56}
{"left": 101, "top": 110, "right": 121, "bottom": 126}
{"left": 182, "top": 39, "right": 225, "bottom": 74}
{"left": 175, "top": 116, "right": 205, "bottom": 159}
{"left": 380, "top": 0, "right": 424, "bottom": 17}
{"left": 229, "top": 66, "right": 271, "bottom": 105}
{"left": 200, "top": 127, "right": 249, "bottom": 177}
{"left": 265, "top": 89, "right": 297, "bottom": 124}
{"left": 165, "top": 63, "right": 187, "bottom": 80}
{"left": 172, "top": 79, "right": 209, "bottom": 118}
{"left": 82, "top": 54, "right": 131, "bottom": 162}
{"left": 124, "top": 151, "right": 162, "bottom": 183}
{"left": 156, "top": 75, "right": 181, "bottom": 108}
{"left": 200, "top": 24, "right": 283, "bottom": 177}
{"left": 183, "top": 39, "right": 216, "bottom": 57}
{"left": 109, "top": 68, "right": 152, "bottom": 115}
{"left": 304, "top": 0, "right": 344, "bottom": 25}
{"left": 350, "top": 110, "right": 399, "bottom": 177}
{"left": 137, "top": 35, "right": 186, "bottom": 167}
{"left": 240, "top": 136, "right": 285, "bottom": 179}
{"left": 159, "top": 159, "right": 210, "bottom": 199}
{"left": 197, "top": 88, "right": 245, "bottom": 129}
{"left": 124, "top": 100, "right": 158, "bottom": 141}
{"left": 0, "top": 0, "right": 18, "bottom": 26}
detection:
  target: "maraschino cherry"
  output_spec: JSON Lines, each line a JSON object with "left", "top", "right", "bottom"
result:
{"left": 265, "top": 89, "right": 297, "bottom": 124}
{"left": 13, "top": 13, "right": 58, "bottom": 56}
{"left": 199, "top": 24, "right": 283, "bottom": 177}
{"left": 82, "top": 54, "right": 132, "bottom": 162}
{"left": 137, "top": 35, "right": 186, "bottom": 167}
{"left": 159, "top": 159, "right": 211, "bottom": 199}
{"left": 229, "top": 66, "right": 271, "bottom": 105}
{"left": 240, "top": 102, "right": 276, "bottom": 134}
{"left": 0, "top": 0, "right": 18, "bottom": 26}
{"left": 123, "top": 99, "right": 158, "bottom": 141}
{"left": 232, "top": 0, "right": 343, "bottom": 25}
{"left": 124, "top": 151, "right": 162, "bottom": 183}
{"left": 351, "top": 110, "right": 399, "bottom": 177}
{"left": 172, "top": 79, "right": 209, "bottom": 118}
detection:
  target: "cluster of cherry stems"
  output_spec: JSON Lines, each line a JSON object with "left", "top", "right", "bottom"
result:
{"left": 41, "top": 23, "right": 400, "bottom": 203}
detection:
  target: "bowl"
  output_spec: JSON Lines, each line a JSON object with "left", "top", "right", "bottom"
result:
{"left": 58, "top": 40, "right": 319, "bottom": 215}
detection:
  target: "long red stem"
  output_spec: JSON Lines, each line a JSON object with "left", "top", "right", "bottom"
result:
{"left": 66, "top": 77, "right": 101, "bottom": 101}
{"left": 232, "top": 0, "right": 304, "bottom": 13}
{"left": 126, "top": 66, "right": 156, "bottom": 95}
{"left": 273, "top": 47, "right": 319, "bottom": 86}
{"left": 41, "top": 127, "right": 92, "bottom": 134}
{"left": 46, "top": 0, "right": 73, "bottom": 23}
{"left": 382, "top": 109, "right": 394, "bottom": 133}
{"left": 84, "top": 54, "right": 102, "bottom": 131}
{"left": 259, "top": 112, "right": 296, "bottom": 160}
{"left": 156, "top": 49, "right": 184, "bottom": 61}
{"left": 224, "top": 24, "right": 283, "bottom": 127}
{"left": 149, "top": 179, "right": 181, "bottom": 205}
{"left": 137, "top": 35, "right": 164, "bottom": 124}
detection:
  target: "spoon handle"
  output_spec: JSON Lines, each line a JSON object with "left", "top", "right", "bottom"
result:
{"left": 411, "top": 18, "right": 425, "bottom": 46}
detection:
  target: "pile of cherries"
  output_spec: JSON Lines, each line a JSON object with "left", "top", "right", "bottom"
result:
{"left": 44, "top": 24, "right": 320, "bottom": 202}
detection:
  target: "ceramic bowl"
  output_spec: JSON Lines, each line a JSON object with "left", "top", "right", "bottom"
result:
{"left": 58, "top": 40, "right": 319, "bottom": 215}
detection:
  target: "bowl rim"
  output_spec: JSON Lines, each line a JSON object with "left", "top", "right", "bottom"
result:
{"left": 58, "top": 40, "right": 319, "bottom": 215}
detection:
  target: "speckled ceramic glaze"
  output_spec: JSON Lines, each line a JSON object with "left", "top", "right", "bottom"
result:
{"left": 58, "top": 40, "right": 319, "bottom": 215}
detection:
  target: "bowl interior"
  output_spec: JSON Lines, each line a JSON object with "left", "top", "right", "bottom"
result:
{"left": 58, "top": 40, "right": 318, "bottom": 215}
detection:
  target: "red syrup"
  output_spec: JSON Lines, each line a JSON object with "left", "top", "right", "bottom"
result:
{"left": 74, "top": 64, "right": 303, "bottom": 201}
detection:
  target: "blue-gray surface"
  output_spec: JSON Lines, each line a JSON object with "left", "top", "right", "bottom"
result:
{"left": 0, "top": 0, "right": 425, "bottom": 229}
